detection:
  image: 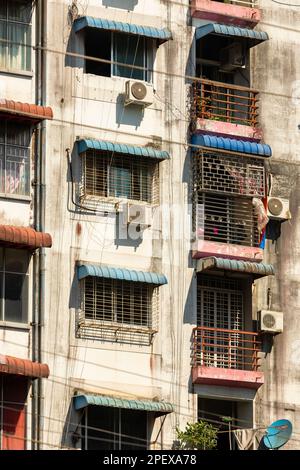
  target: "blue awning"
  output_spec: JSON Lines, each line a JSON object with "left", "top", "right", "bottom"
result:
{"left": 77, "top": 264, "right": 168, "bottom": 286}
{"left": 77, "top": 139, "right": 170, "bottom": 161}
{"left": 195, "top": 23, "right": 268, "bottom": 47}
{"left": 74, "top": 16, "right": 172, "bottom": 44}
{"left": 191, "top": 134, "right": 272, "bottom": 157}
{"left": 197, "top": 257, "right": 275, "bottom": 279}
{"left": 74, "top": 394, "right": 174, "bottom": 415}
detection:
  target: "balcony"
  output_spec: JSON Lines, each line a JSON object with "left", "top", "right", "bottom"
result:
{"left": 191, "top": 0, "right": 261, "bottom": 27}
{"left": 191, "top": 79, "right": 262, "bottom": 140}
{"left": 192, "top": 193, "right": 263, "bottom": 261}
{"left": 191, "top": 326, "right": 264, "bottom": 389}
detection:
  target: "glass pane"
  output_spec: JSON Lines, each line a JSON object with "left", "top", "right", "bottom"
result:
{"left": 8, "top": 1, "right": 32, "bottom": 23}
{"left": 0, "top": 144, "right": 5, "bottom": 193}
{"left": 0, "top": 1, "right": 6, "bottom": 19}
{"left": 5, "top": 249, "right": 29, "bottom": 274}
{"left": 4, "top": 123, "right": 31, "bottom": 195}
{"left": 0, "top": 272, "right": 3, "bottom": 321}
{"left": 113, "top": 33, "right": 145, "bottom": 80}
{"left": 0, "top": 248, "right": 3, "bottom": 269}
{"left": 4, "top": 273, "right": 28, "bottom": 323}
{"left": 0, "top": 20, "right": 7, "bottom": 68}
{"left": 109, "top": 165, "right": 131, "bottom": 198}
{"left": 7, "top": 23, "right": 31, "bottom": 71}
{"left": 87, "top": 406, "right": 117, "bottom": 450}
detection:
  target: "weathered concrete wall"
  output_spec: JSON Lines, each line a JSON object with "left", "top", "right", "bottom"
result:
{"left": 42, "top": 0, "right": 195, "bottom": 449}
{"left": 252, "top": 0, "right": 300, "bottom": 449}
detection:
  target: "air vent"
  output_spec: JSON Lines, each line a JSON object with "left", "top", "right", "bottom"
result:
{"left": 131, "top": 82, "right": 147, "bottom": 100}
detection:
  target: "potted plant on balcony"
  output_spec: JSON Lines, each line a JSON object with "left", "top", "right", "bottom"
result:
{"left": 175, "top": 421, "right": 218, "bottom": 450}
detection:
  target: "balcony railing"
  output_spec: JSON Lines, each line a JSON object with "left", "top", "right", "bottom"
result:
{"left": 192, "top": 326, "right": 261, "bottom": 371}
{"left": 214, "top": 0, "right": 258, "bottom": 5}
{"left": 191, "top": 79, "right": 259, "bottom": 127}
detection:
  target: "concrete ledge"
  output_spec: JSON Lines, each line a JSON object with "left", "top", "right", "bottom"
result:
{"left": 191, "top": 0, "right": 261, "bottom": 27}
{"left": 192, "top": 240, "right": 264, "bottom": 262}
{"left": 192, "top": 366, "right": 264, "bottom": 390}
{"left": 195, "top": 118, "right": 262, "bottom": 141}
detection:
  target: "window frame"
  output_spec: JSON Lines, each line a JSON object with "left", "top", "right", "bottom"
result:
{"left": 76, "top": 277, "right": 159, "bottom": 345}
{"left": 80, "top": 150, "right": 159, "bottom": 206}
{"left": 0, "top": 0, "right": 32, "bottom": 73}
{"left": 0, "top": 247, "right": 30, "bottom": 324}
{"left": 0, "top": 120, "right": 32, "bottom": 198}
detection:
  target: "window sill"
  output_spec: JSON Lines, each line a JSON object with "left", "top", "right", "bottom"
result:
{"left": 0, "top": 68, "right": 33, "bottom": 78}
{"left": 80, "top": 195, "right": 156, "bottom": 212}
{"left": 0, "top": 321, "right": 30, "bottom": 331}
{"left": 0, "top": 193, "right": 31, "bottom": 202}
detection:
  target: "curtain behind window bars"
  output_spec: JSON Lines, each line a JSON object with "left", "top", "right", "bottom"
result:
{"left": 0, "top": 121, "right": 31, "bottom": 196}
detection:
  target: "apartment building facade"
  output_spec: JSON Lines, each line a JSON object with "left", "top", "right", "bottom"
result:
{"left": 0, "top": 0, "right": 299, "bottom": 450}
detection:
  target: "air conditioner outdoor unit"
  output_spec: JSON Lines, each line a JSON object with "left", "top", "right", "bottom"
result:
{"left": 124, "top": 80, "right": 154, "bottom": 107}
{"left": 267, "top": 197, "right": 291, "bottom": 220}
{"left": 219, "top": 43, "right": 245, "bottom": 72}
{"left": 121, "top": 203, "right": 152, "bottom": 228}
{"left": 258, "top": 310, "right": 283, "bottom": 334}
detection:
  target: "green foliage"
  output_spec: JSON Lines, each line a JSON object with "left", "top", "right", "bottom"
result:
{"left": 176, "top": 421, "right": 218, "bottom": 450}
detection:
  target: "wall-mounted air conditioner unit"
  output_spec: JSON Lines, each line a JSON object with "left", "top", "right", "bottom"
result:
{"left": 267, "top": 197, "right": 291, "bottom": 221}
{"left": 121, "top": 203, "right": 152, "bottom": 229}
{"left": 125, "top": 80, "right": 154, "bottom": 107}
{"left": 219, "top": 43, "right": 245, "bottom": 72}
{"left": 258, "top": 310, "right": 283, "bottom": 334}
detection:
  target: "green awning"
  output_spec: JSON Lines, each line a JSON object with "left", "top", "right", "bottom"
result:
{"left": 197, "top": 257, "right": 275, "bottom": 279}
{"left": 74, "top": 394, "right": 174, "bottom": 416}
{"left": 77, "top": 264, "right": 168, "bottom": 286}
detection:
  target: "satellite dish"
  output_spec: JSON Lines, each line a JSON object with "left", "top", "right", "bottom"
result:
{"left": 263, "top": 419, "right": 292, "bottom": 449}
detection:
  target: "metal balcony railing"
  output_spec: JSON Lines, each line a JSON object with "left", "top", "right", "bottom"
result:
{"left": 191, "top": 79, "right": 259, "bottom": 127}
{"left": 192, "top": 326, "right": 261, "bottom": 371}
{"left": 214, "top": 0, "right": 258, "bottom": 6}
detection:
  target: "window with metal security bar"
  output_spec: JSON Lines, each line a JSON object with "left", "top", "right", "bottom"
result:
{"left": 193, "top": 149, "right": 265, "bottom": 198}
{"left": 77, "top": 277, "right": 159, "bottom": 345}
{"left": 80, "top": 150, "right": 159, "bottom": 205}
{"left": 0, "top": 120, "right": 31, "bottom": 197}
{"left": 0, "top": 0, "right": 32, "bottom": 72}
{"left": 194, "top": 193, "right": 259, "bottom": 247}
{"left": 197, "top": 276, "right": 245, "bottom": 370}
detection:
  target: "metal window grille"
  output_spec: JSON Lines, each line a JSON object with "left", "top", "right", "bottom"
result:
{"left": 193, "top": 149, "right": 265, "bottom": 198}
{"left": 0, "top": 121, "right": 31, "bottom": 196}
{"left": 194, "top": 193, "right": 260, "bottom": 247}
{"left": 197, "top": 276, "right": 244, "bottom": 369}
{"left": 80, "top": 150, "right": 159, "bottom": 204}
{"left": 77, "top": 277, "right": 159, "bottom": 345}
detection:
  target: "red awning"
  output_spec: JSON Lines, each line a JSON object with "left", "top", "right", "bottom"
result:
{"left": 0, "top": 225, "right": 52, "bottom": 249}
{"left": 0, "top": 99, "right": 53, "bottom": 121}
{"left": 0, "top": 355, "right": 50, "bottom": 379}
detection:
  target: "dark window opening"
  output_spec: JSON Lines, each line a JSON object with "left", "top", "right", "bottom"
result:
{"left": 84, "top": 29, "right": 149, "bottom": 81}
{"left": 85, "top": 29, "right": 111, "bottom": 77}
{"left": 196, "top": 35, "right": 249, "bottom": 86}
{"left": 82, "top": 406, "right": 148, "bottom": 450}
{"left": 0, "top": 248, "right": 29, "bottom": 323}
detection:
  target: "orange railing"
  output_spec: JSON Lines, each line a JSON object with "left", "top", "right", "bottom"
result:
{"left": 191, "top": 79, "right": 259, "bottom": 127}
{"left": 192, "top": 326, "right": 261, "bottom": 371}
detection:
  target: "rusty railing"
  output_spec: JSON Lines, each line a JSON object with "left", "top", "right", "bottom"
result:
{"left": 192, "top": 326, "right": 261, "bottom": 371}
{"left": 191, "top": 79, "right": 259, "bottom": 127}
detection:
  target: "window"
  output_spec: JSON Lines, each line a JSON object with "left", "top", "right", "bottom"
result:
{"left": 0, "top": 0, "right": 32, "bottom": 72}
{"left": 81, "top": 150, "right": 159, "bottom": 204}
{"left": 0, "top": 120, "right": 31, "bottom": 196}
{"left": 82, "top": 406, "right": 148, "bottom": 450}
{"left": 193, "top": 149, "right": 265, "bottom": 198}
{"left": 0, "top": 375, "right": 28, "bottom": 450}
{"left": 85, "top": 29, "right": 151, "bottom": 81}
{"left": 77, "top": 277, "right": 159, "bottom": 345}
{"left": 197, "top": 276, "right": 244, "bottom": 370}
{"left": 194, "top": 193, "right": 259, "bottom": 247}
{"left": 0, "top": 248, "right": 29, "bottom": 323}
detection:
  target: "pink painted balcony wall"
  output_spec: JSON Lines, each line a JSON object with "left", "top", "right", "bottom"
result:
{"left": 191, "top": 0, "right": 261, "bottom": 27}
{"left": 191, "top": 326, "right": 264, "bottom": 389}
{"left": 191, "top": 78, "right": 262, "bottom": 140}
